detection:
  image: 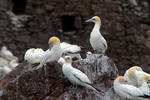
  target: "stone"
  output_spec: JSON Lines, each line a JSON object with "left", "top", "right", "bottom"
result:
{"left": 0, "top": 54, "right": 120, "bottom": 100}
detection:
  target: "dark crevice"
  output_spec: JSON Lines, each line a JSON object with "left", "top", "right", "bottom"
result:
{"left": 61, "top": 16, "right": 75, "bottom": 32}
{"left": 12, "top": 0, "right": 26, "bottom": 14}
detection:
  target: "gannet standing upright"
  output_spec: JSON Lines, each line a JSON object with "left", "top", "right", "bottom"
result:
{"left": 36, "top": 36, "right": 62, "bottom": 69}
{"left": 62, "top": 56, "right": 102, "bottom": 93}
{"left": 114, "top": 76, "right": 149, "bottom": 99}
{"left": 86, "top": 16, "right": 107, "bottom": 54}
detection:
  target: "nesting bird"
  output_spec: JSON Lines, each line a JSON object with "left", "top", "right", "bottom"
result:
{"left": 36, "top": 36, "right": 62, "bottom": 69}
{"left": 0, "top": 46, "right": 14, "bottom": 60}
{"left": 62, "top": 56, "right": 102, "bottom": 93}
{"left": 139, "top": 75, "right": 150, "bottom": 96}
{"left": 86, "top": 16, "right": 107, "bottom": 54}
{"left": 114, "top": 76, "right": 150, "bottom": 99}
{"left": 49, "top": 41, "right": 82, "bottom": 60}
{"left": 24, "top": 48, "right": 45, "bottom": 64}
{"left": 124, "top": 66, "right": 149, "bottom": 86}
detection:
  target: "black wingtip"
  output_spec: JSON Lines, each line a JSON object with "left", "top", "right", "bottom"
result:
{"left": 31, "top": 63, "right": 40, "bottom": 67}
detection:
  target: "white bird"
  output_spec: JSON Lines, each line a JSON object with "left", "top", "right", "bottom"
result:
{"left": 114, "top": 76, "right": 149, "bottom": 99}
{"left": 85, "top": 16, "right": 107, "bottom": 54}
{"left": 9, "top": 59, "right": 19, "bottom": 69}
{"left": 0, "top": 46, "right": 14, "bottom": 60}
{"left": 124, "top": 66, "right": 149, "bottom": 86}
{"left": 24, "top": 48, "right": 45, "bottom": 64}
{"left": 57, "top": 57, "right": 66, "bottom": 65}
{"left": 62, "top": 56, "right": 102, "bottom": 93}
{"left": 36, "top": 36, "right": 63, "bottom": 69}
{"left": 49, "top": 42, "right": 82, "bottom": 60}
{"left": 139, "top": 75, "right": 150, "bottom": 96}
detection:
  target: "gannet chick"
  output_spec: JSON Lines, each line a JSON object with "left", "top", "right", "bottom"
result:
{"left": 0, "top": 46, "right": 14, "bottom": 60}
{"left": 36, "top": 36, "right": 62, "bottom": 69}
{"left": 124, "top": 66, "right": 149, "bottom": 86}
{"left": 86, "top": 51, "right": 92, "bottom": 58}
{"left": 24, "top": 48, "right": 45, "bottom": 64}
{"left": 62, "top": 56, "right": 102, "bottom": 93}
{"left": 85, "top": 16, "right": 107, "bottom": 54}
{"left": 9, "top": 59, "right": 19, "bottom": 69}
{"left": 114, "top": 76, "right": 149, "bottom": 99}
{"left": 139, "top": 75, "right": 150, "bottom": 96}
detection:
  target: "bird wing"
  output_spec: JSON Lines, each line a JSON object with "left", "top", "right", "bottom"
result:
{"left": 122, "top": 84, "right": 144, "bottom": 97}
{"left": 61, "top": 44, "right": 81, "bottom": 53}
{"left": 72, "top": 68, "right": 91, "bottom": 84}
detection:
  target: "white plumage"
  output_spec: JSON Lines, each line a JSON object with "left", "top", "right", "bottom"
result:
{"left": 139, "top": 75, "right": 150, "bottom": 96}
{"left": 36, "top": 37, "right": 62, "bottom": 69}
{"left": 24, "top": 48, "right": 45, "bottom": 64}
{"left": 114, "top": 76, "right": 148, "bottom": 99}
{"left": 124, "top": 66, "right": 149, "bottom": 86}
{"left": 86, "top": 16, "right": 107, "bottom": 54}
{"left": 62, "top": 56, "right": 100, "bottom": 92}
{"left": 0, "top": 46, "right": 14, "bottom": 60}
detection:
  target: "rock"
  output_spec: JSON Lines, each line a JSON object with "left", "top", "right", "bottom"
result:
{"left": 0, "top": 54, "right": 120, "bottom": 100}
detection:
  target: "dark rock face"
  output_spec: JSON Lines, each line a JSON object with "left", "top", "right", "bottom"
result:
{"left": 0, "top": 54, "right": 120, "bottom": 100}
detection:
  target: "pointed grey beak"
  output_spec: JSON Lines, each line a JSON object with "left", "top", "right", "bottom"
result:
{"left": 85, "top": 18, "right": 93, "bottom": 23}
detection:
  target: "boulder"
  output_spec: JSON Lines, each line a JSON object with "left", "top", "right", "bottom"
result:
{"left": 0, "top": 54, "right": 120, "bottom": 100}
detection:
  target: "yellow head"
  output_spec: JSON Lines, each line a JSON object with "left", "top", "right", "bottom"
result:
{"left": 85, "top": 16, "right": 101, "bottom": 26}
{"left": 132, "top": 66, "right": 143, "bottom": 71}
{"left": 1, "top": 46, "right": 7, "bottom": 50}
{"left": 48, "top": 36, "right": 60, "bottom": 45}
{"left": 117, "top": 76, "right": 126, "bottom": 84}
{"left": 142, "top": 75, "right": 150, "bottom": 83}
{"left": 3, "top": 61, "right": 9, "bottom": 66}
{"left": 31, "top": 48, "right": 35, "bottom": 53}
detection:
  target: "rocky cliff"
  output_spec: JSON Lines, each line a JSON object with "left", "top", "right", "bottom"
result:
{"left": 0, "top": 54, "right": 120, "bottom": 100}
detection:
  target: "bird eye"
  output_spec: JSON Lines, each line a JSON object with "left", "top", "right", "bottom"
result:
{"left": 92, "top": 18, "right": 96, "bottom": 21}
{"left": 147, "top": 80, "right": 150, "bottom": 84}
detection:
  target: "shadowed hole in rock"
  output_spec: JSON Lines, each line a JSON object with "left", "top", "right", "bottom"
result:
{"left": 61, "top": 16, "right": 76, "bottom": 32}
{"left": 12, "top": 0, "right": 26, "bottom": 14}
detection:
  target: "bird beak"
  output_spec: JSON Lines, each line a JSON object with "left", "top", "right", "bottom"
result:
{"left": 85, "top": 18, "right": 93, "bottom": 23}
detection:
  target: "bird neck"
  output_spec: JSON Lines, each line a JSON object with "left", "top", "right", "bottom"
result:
{"left": 93, "top": 22, "right": 101, "bottom": 31}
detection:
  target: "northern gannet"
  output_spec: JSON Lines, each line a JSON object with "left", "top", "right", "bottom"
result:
{"left": 36, "top": 36, "right": 62, "bottom": 69}
{"left": 139, "top": 75, "right": 150, "bottom": 96}
{"left": 86, "top": 16, "right": 107, "bottom": 54}
{"left": 24, "top": 48, "right": 45, "bottom": 64}
{"left": 49, "top": 41, "right": 82, "bottom": 60}
{"left": 9, "top": 59, "right": 19, "bottom": 69}
{"left": 114, "top": 76, "right": 149, "bottom": 99}
{"left": 0, "top": 46, "right": 14, "bottom": 60}
{"left": 62, "top": 56, "right": 102, "bottom": 93}
{"left": 124, "top": 66, "right": 149, "bottom": 86}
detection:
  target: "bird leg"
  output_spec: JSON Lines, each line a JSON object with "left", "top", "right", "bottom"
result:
{"left": 72, "top": 84, "right": 78, "bottom": 95}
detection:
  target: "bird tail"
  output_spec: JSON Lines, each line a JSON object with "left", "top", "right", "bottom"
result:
{"left": 85, "top": 83, "right": 104, "bottom": 95}
{"left": 139, "top": 94, "right": 150, "bottom": 99}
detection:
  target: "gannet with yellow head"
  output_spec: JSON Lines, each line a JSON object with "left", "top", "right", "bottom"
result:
{"left": 36, "top": 36, "right": 62, "bottom": 69}
{"left": 124, "top": 66, "right": 149, "bottom": 86}
{"left": 86, "top": 16, "right": 107, "bottom": 54}
{"left": 139, "top": 75, "right": 150, "bottom": 96}
{"left": 24, "top": 48, "right": 45, "bottom": 64}
{"left": 62, "top": 56, "right": 103, "bottom": 93}
{"left": 0, "top": 46, "right": 14, "bottom": 60}
{"left": 114, "top": 76, "right": 149, "bottom": 99}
